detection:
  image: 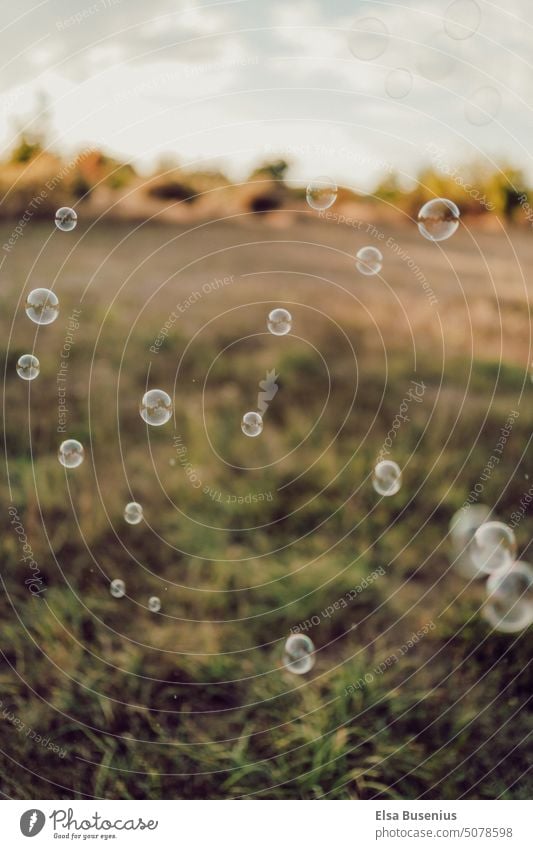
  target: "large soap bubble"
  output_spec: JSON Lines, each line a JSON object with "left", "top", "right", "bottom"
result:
{"left": 306, "top": 177, "right": 337, "bottom": 211}
{"left": 268, "top": 308, "right": 292, "bottom": 336}
{"left": 16, "top": 354, "right": 40, "bottom": 381}
{"left": 26, "top": 288, "right": 59, "bottom": 325}
{"left": 449, "top": 504, "right": 491, "bottom": 578}
{"left": 472, "top": 521, "right": 516, "bottom": 574}
{"left": 484, "top": 562, "right": 533, "bottom": 632}
{"left": 418, "top": 198, "right": 460, "bottom": 241}
{"left": 140, "top": 389, "right": 173, "bottom": 426}
{"left": 58, "top": 439, "right": 84, "bottom": 469}
{"left": 356, "top": 246, "right": 383, "bottom": 276}
{"left": 241, "top": 411, "right": 263, "bottom": 438}
{"left": 55, "top": 207, "right": 77, "bottom": 231}
{"left": 124, "top": 502, "right": 143, "bottom": 525}
{"left": 348, "top": 17, "right": 389, "bottom": 60}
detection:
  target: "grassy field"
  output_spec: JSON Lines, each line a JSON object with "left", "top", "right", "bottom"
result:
{"left": 0, "top": 210, "right": 532, "bottom": 799}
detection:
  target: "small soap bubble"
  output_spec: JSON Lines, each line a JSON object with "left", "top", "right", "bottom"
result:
{"left": 418, "top": 198, "right": 460, "bottom": 241}
{"left": 449, "top": 504, "right": 491, "bottom": 578}
{"left": 348, "top": 17, "right": 389, "bottom": 60}
{"left": 16, "top": 354, "right": 40, "bottom": 381}
{"left": 472, "top": 521, "right": 516, "bottom": 574}
{"left": 484, "top": 561, "right": 533, "bottom": 632}
{"left": 148, "top": 596, "right": 161, "bottom": 613}
{"left": 444, "top": 0, "right": 481, "bottom": 40}
{"left": 241, "top": 411, "right": 263, "bottom": 437}
{"left": 140, "top": 389, "right": 172, "bottom": 426}
{"left": 58, "top": 439, "right": 84, "bottom": 469}
{"left": 55, "top": 207, "right": 77, "bottom": 231}
{"left": 465, "top": 85, "right": 501, "bottom": 126}
{"left": 306, "top": 176, "right": 337, "bottom": 211}
{"left": 25, "top": 288, "right": 59, "bottom": 325}
{"left": 283, "top": 634, "right": 315, "bottom": 675}
{"left": 268, "top": 308, "right": 292, "bottom": 336}
{"left": 124, "top": 502, "right": 143, "bottom": 525}
{"left": 356, "top": 246, "right": 383, "bottom": 276}
{"left": 373, "top": 460, "right": 402, "bottom": 496}
{"left": 110, "top": 579, "right": 126, "bottom": 598}
{"left": 385, "top": 67, "right": 413, "bottom": 99}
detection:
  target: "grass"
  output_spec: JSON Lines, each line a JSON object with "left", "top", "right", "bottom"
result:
{"left": 0, "top": 213, "right": 532, "bottom": 799}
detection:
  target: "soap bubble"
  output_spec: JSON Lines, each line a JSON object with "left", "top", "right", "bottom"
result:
{"left": 148, "top": 596, "right": 161, "bottom": 613}
{"left": 444, "top": 0, "right": 481, "bottom": 40}
{"left": 55, "top": 207, "right": 77, "bottom": 231}
{"left": 110, "top": 579, "right": 126, "bottom": 598}
{"left": 373, "top": 460, "right": 402, "bottom": 496}
{"left": 449, "top": 504, "right": 491, "bottom": 578}
{"left": 465, "top": 86, "right": 501, "bottom": 126}
{"left": 283, "top": 634, "right": 315, "bottom": 675}
{"left": 58, "top": 439, "right": 84, "bottom": 469}
{"left": 484, "top": 561, "right": 533, "bottom": 632}
{"left": 348, "top": 17, "right": 389, "bottom": 60}
{"left": 16, "top": 354, "right": 40, "bottom": 381}
{"left": 25, "top": 288, "right": 59, "bottom": 325}
{"left": 385, "top": 67, "right": 413, "bottom": 99}
{"left": 356, "top": 245, "right": 383, "bottom": 276}
{"left": 124, "top": 502, "right": 143, "bottom": 525}
{"left": 268, "top": 308, "right": 292, "bottom": 336}
{"left": 241, "top": 411, "right": 263, "bottom": 437}
{"left": 472, "top": 521, "right": 516, "bottom": 574}
{"left": 306, "top": 176, "right": 337, "bottom": 211}
{"left": 418, "top": 198, "right": 460, "bottom": 241}
{"left": 140, "top": 389, "right": 172, "bottom": 426}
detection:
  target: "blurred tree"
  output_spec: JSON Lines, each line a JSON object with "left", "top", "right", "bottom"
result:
{"left": 249, "top": 159, "right": 289, "bottom": 183}
{"left": 10, "top": 91, "right": 51, "bottom": 163}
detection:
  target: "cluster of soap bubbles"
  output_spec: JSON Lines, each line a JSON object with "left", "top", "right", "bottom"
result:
{"left": 450, "top": 508, "right": 533, "bottom": 632}
{"left": 307, "top": 170, "right": 461, "bottom": 250}
{"left": 347, "top": 2, "right": 500, "bottom": 126}
{"left": 17, "top": 171, "right": 530, "bottom": 695}
{"left": 240, "top": 308, "right": 292, "bottom": 438}
{"left": 18, "top": 213, "right": 85, "bottom": 471}
{"left": 109, "top": 578, "right": 161, "bottom": 614}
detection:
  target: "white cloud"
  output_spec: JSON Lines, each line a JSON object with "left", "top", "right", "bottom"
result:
{"left": 1, "top": 0, "right": 532, "bottom": 188}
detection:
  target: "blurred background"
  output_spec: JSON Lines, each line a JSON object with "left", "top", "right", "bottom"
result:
{"left": 0, "top": 0, "right": 532, "bottom": 799}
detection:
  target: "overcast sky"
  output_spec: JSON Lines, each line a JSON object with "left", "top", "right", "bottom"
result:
{"left": 1, "top": 0, "right": 532, "bottom": 189}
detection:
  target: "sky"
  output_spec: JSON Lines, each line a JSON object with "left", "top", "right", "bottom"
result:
{"left": 1, "top": 0, "right": 533, "bottom": 190}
